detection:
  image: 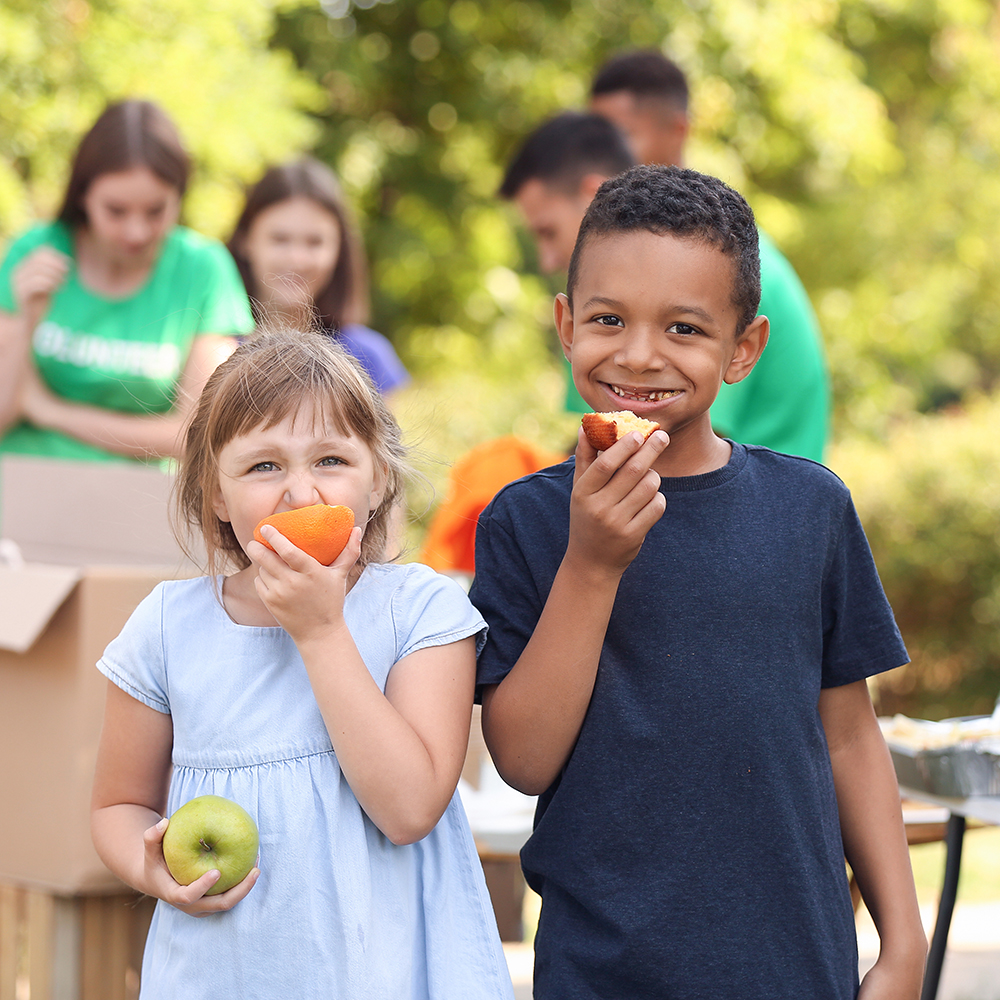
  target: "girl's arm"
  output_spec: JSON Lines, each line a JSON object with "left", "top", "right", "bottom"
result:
{"left": 0, "top": 309, "right": 32, "bottom": 432}
{"left": 820, "top": 680, "right": 927, "bottom": 1000}
{"left": 21, "top": 334, "right": 235, "bottom": 459}
{"left": 311, "top": 632, "right": 476, "bottom": 846}
{"left": 0, "top": 247, "right": 71, "bottom": 432}
{"left": 481, "top": 428, "right": 668, "bottom": 795}
{"left": 91, "top": 681, "right": 259, "bottom": 914}
{"left": 252, "top": 529, "right": 476, "bottom": 846}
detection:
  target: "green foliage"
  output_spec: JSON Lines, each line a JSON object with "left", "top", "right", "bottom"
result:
{"left": 0, "top": 0, "right": 320, "bottom": 241}
{"left": 4, "top": 1, "right": 1000, "bottom": 716}
{"left": 272, "top": 0, "right": 1000, "bottom": 444}
{"left": 798, "top": 0, "right": 1000, "bottom": 437}
{"left": 830, "top": 395, "right": 1000, "bottom": 719}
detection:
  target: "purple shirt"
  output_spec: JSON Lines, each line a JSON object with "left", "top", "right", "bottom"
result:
{"left": 331, "top": 324, "right": 410, "bottom": 395}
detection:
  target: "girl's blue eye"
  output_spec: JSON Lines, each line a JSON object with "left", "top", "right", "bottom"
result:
{"left": 319, "top": 456, "right": 344, "bottom": 467}
{"left": 251, "top": 461, "right": 277, "bottom": 472}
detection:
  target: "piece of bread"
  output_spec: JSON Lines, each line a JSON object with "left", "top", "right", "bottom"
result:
{"left": 581, "top": 411, "right": 661, "bottom": 451}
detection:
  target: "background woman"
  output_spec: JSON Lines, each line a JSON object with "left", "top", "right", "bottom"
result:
{"left": 226, "top": 157, "right": 409, "bottom": 398}
{"left": 0, "top": 99, "right": 254, "bottom": 463}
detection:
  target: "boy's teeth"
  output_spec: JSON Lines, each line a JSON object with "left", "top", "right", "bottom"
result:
{"left": 612, "top": 384, "right": 679, "bottom": 401}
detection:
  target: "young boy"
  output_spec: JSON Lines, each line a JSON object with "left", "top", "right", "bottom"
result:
{"left": 470, "top": 166, "right": 926, "bottom": 999}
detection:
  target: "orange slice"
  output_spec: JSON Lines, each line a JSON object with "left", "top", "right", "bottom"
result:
{"left": 253, "top": 504, "right": 355, "bottom": 565}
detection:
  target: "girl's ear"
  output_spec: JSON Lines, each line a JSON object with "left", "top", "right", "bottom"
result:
{"left": 369, "top": 460, "right": 389, "bottom": 515}
{"left": 554, "top": 292, "right": 575, "bottom": 361}
{"left": 724, "top": 315, "right": 769, "bottom": 385}
{"left": 211, "top": 486, "right": 231, "bottom": 524}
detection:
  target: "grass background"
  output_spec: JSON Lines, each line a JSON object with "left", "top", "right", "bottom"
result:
{"left": 911, "top": 826, "right": 1000, "bottom": 905}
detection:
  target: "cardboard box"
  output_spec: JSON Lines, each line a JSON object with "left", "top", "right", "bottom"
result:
{"left": 0, "top": 456, "right": 199, "bottom": 894}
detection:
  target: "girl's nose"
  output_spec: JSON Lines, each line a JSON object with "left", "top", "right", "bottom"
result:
{"left": 283, "top": 475, "right": 322, "bottom": 508}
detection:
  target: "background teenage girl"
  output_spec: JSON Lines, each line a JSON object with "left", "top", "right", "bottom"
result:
{"left": 227, "top": 157, "right": 410, "bottom": 398}
{"left": 0, "top": 100, "right": 253, "bottom": 463}
{"left": 90, "top": 330, "right": 512, "bottom": 999}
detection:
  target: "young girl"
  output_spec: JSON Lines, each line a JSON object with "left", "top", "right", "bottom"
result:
{"left": 227, "top": 158, "right": 410, "bottom": 398}
{"left": 0, "top": 99, "right": 253, "bottom": 462}
{"left": 90, "top": 330, "right": 513, "bottom": 999}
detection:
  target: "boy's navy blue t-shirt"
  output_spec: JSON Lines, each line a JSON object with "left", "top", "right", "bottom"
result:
{"left": 471, "top": 442, "right": 908, "bottom": 1000}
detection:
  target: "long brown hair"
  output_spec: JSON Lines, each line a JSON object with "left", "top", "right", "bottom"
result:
{"left": 227, "top": 158, "right": 370, "bottom": 330}
{"left": 57, "top": 100, "right": 190, "bottom": 228}
{"left": 175, "top": 327, "right": 406, "bottom": 578}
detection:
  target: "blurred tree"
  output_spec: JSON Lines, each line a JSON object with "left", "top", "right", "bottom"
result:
{"left": 0, "top": 0, "right": 321, "bottom": 240}
{"left": 799, "top": 0, "right": 1000, "bottom": 438}
{"left": 830, "top": 395, "right": 1000, "bottom": 720}
{"left": 271, "top": 0, "right": 1000, "bottom": 443}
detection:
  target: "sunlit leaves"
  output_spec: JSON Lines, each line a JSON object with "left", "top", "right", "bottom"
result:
{"left": 0, "top": 0, "right": 320, "bottom": 239}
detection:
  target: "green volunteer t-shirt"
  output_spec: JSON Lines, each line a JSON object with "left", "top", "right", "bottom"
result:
{"left": 710, "top": 231, "right": 829, "bottom": 462}
{"left": 561, "top": 230, "right": 830, "bottom": 463}
{"left": 0, "top": 222, "right": 254, "bottom": 463}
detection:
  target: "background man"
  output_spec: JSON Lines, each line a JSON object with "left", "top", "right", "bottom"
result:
{"left": 499, "top": 112, "right": 635, "bottom": 279}
{"left": 589, "top": 49, "right": 830, "bottom": 462}
{"left": 499, "top": 112, "right": 635, "bottom": 414}
{"left": 500, "top": 56, "right": 830, "bottom": 462}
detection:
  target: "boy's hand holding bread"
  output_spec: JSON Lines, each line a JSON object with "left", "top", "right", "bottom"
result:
{"left": 569, "top": 412, "right": 668, "bottom": 576}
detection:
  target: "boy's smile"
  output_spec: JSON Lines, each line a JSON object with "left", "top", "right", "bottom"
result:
{"left": 556, "top": 229, "right": 767, "bottom": 474}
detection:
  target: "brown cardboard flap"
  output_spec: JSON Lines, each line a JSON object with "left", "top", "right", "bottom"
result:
{"left": 1, "top": 454, "right": 198, "bottom": 567}
{"left": 0, "top": 563, "right": 82, "bottom": 653}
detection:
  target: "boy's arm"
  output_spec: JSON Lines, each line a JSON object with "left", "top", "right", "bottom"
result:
{"left": 819, "top": 680, "right": 927, "bottom": 999}
{"left": 481, "top": 428, "right": 668, "bottom": 796}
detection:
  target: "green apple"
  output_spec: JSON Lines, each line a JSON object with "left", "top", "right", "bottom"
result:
{"left": 162, "top": 795, "right": 259, "bottom": 895}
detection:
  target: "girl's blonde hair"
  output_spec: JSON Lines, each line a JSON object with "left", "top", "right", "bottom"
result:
{"left": 176, "top": 328, "right": 406, "bottom": 577}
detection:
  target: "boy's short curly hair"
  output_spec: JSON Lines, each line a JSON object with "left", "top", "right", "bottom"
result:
{"left": 567, "top": 165, "right": 761, "bottom": 336}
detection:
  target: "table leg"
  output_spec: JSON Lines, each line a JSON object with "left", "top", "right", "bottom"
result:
{"left": 920, "top": 813, "right": 966, "bottom": 1000}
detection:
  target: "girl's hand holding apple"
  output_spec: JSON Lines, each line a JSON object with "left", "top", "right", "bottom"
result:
{"left": 142, "top": 814, "right": 260, "bottom": 917}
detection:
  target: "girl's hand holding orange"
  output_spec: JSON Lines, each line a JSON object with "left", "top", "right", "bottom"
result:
{"left": 251, "top": 508, "right": 364, "bottom": 644}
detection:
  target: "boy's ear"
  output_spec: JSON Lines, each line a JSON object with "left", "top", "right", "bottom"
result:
{"left": 724, "top": 315, "right": 769, "bottom": 385}
{"left": 553, "top": 292, "right": 574, "bottom": 360}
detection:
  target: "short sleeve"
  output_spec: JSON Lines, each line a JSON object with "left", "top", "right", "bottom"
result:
{"left": 96, "top": 583, "right": 170, "bottom": 713}
{"left": 469, "top": 500, "right": 547, "bottom": 695}
{"left": 821, "top": 499, "right": 908, "bottom": 687}
{"left": 190, "top": 239, "right": 254, "bottom": 336}
{"left": 393, "top": 564, "right": 487, "bottom": 660}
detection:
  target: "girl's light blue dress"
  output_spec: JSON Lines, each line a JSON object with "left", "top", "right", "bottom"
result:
{"left": 97, "top": 564, "right": 514, "bottom": 1000}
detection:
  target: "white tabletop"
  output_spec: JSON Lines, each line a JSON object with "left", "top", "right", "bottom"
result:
{"left": 898, "top": 785, "right": 1000, "bottom": 825}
